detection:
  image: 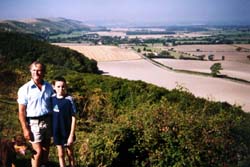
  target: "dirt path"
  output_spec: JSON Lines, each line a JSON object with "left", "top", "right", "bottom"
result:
{"left": 98, "top": 59, "right": 250, "bottom": 112}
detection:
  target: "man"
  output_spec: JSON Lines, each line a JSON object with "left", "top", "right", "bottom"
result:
{"left": 17, "top": 61, "right": 54, "bottom": 167}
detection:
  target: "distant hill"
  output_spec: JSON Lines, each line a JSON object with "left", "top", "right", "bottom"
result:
{"left": 0, "top": 17, "right": 91, "bottom": 37}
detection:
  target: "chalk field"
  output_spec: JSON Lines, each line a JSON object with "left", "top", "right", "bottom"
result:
{"left": 154, "top": 59, "right": 250, "bottom": 81}
{"left": 98, "top": 59, "right": 250, "bottom": 112}
{"left": 54, "top": 43, "right": 141, "bottom": 61}
{"left": 56, "top": 43, "right": 250, "bottom": 112}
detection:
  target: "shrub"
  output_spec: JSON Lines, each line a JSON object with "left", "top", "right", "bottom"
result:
{"left": 208, "top": 54, "right": 214, "bottom": 61}
{"left": 77, "top": 97, "right": 246, "bottom": 167}
{"left": 210, "top": 63, "right": 223, "bottom": 77}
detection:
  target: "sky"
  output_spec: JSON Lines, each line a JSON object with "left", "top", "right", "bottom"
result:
{"left": 0, "top": 0, "right": 250, "bottom": 26}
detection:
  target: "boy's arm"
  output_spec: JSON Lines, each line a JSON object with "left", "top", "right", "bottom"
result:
{"left": 67, "top": 115, "right": 76, "bottom": 145}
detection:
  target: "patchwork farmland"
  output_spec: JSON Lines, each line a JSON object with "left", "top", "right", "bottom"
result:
{"left": 56, "top": 43, "right": 250, "bottom": 112}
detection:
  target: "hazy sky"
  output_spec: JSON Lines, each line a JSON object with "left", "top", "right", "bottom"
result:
{"left": 0, "top": 0, "right": 250, "bottom": 25}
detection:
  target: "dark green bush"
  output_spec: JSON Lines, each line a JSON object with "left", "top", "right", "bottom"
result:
{"left": 0, "top": 31, "right": 99, "bottom": 73}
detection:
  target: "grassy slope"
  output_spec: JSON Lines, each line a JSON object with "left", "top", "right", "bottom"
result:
{"left": 1, "top": 32, "right": 250, "bottom": 166}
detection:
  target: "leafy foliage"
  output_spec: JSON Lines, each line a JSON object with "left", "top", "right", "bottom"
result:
{"left": 0, "top": 31, "right": 99, "bottom": 73}
{"left": 210, "top": 63, "right": 223, "bottom": 77}
{"left": 1, "top": 32, "right": 250, "bottom": 166}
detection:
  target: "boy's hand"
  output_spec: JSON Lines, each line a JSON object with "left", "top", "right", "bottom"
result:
{"left": 67, "top": 136, "right": 74, "bottom": 146}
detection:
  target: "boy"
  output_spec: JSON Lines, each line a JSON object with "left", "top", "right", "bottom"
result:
{"left": 52, "top": 77, "right": 76, "bottom": 167}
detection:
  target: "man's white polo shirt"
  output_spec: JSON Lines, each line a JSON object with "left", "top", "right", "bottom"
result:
{"left": 17, "top": 80, "right": 54, "bottom": 117}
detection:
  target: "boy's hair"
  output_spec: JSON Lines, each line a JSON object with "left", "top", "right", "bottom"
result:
{"left": 52, "top": 76, "right": 67, "bottom": 85}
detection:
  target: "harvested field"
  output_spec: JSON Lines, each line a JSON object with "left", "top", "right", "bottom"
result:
{"left": 95, "top": 31, "right": 126, "bottom": 37}
{"left": 98, "top": 59, "right": 250, "bottom": 112}
{"left": 95, "top": 31, "right": 210, "bottom": 39}
{"left": 56, "top": 43, "right": 250, "bottom": 112}
{"left": 54, "top": 43, "right": 141, "bottom": 61}
{"left": 234, "top": 44, "right": 250, "bottom": 50}
{"left": 165, "top": 44, "right": 250, "bottom": 63}
{"left": 154, "top": 59, "right": 250, "bottom": 81}
{"left": 171, "top": 44, "right": 236, "bottom": 52}
{"left": 127, "top": 32, "right": 210, "bottom": 39}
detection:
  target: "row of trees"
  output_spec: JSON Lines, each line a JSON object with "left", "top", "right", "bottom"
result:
{"left": 50, "top": 33, "right": 250, "bottom": 46}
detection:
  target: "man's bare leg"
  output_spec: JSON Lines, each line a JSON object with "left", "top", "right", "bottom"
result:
{"left": 31, "top": 143, "right": 42, "bottom": 167}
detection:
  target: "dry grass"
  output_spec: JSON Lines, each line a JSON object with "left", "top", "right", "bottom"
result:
{"left": 95, "top": 31, "right": 127, "bottom": 37}
{"left": 165, "top": 44, "right": 250, "bottom": 63}
{"left": 154, "top": 59, "right": 250, "bottom": 81}
{"left": 54, "top": 43, "right": 142, "bottom": 61}
{"left": 19, "top": 18, "right": 39, "bottom": 23}
{"left": 155, "top": 44, "right": 250, "bottom": 81}
{"left": 94, "top": 31, "right": 210, "bottom": 39}
{"left": 234, "top": 44, "right": 250, "bottom": 50}
{"left": 98, "top": 59, "right": 250, "bottom": 112}
{"left": 127, "top": 32, "right": 210, "bottom": 39}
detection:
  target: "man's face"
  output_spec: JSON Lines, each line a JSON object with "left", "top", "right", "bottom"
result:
{"left": 30, "top": 64, "right": 44, "bottom": 82}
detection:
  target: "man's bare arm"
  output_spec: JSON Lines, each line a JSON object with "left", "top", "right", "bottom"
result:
{"left": 18, "top": 104, "right": 31, "bottom": 140}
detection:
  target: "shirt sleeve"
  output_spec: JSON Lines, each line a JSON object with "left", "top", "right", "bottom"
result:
{"left": 17, "top": 86, "right": 28, "bottom": 105}
{"left": 68, "top": 96, "right": 77, "bottom": 114}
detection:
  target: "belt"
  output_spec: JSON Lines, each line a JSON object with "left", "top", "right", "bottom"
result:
{"left": 27, "top": 114, "right": 51, "bottom": 121}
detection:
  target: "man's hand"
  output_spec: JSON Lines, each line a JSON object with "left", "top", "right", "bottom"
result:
{"left": 23, "top": 128, "right": 31, "bottom": 141}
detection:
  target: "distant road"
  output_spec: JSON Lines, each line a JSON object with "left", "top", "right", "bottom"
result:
{"left": 98, "top": 59, "right": 250, "bottom": 112}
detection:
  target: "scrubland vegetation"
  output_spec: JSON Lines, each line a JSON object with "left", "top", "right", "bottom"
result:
{"left": 1, "top": 31, "right": 250, "bottom": 167}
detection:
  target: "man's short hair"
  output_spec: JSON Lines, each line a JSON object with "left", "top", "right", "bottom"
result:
{"left": 29, "top": 61, "right": 46, "bottom": 73}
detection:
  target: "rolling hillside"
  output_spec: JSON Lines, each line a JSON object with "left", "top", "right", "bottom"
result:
{"left": 0, "top": 17, "right": 91, "bottom": 36}
{"left": 1, "top": 31, "right": 250, "bottom": 167}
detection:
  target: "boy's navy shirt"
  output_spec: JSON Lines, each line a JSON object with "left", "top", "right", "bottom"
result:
{"left": 52, "top": 95, "right": 76, "bottom": 145}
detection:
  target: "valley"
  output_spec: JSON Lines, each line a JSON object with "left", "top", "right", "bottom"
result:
{"left": 55, "top": 43, "right": 250, "bottom": 112}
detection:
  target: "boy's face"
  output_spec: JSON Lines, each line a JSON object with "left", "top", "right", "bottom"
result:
{"left": 53, "top": 81, "right": 66, "bottom": 97}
